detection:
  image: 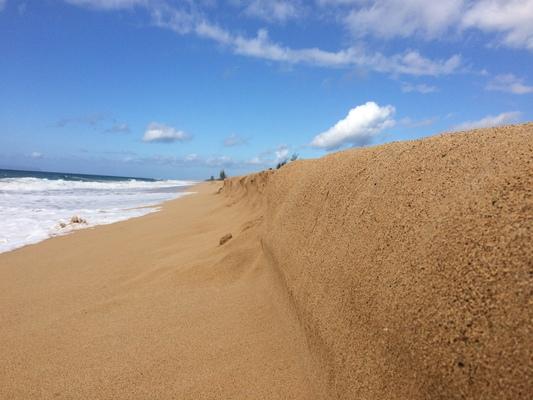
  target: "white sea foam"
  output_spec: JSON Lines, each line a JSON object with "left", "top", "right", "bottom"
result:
{"left": 0, "top": 177, "right": 194, "bottom": 253}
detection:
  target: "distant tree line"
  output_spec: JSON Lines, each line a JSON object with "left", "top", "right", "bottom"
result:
{"left": 207, "top": 170, "right": 227, "bottom": 181}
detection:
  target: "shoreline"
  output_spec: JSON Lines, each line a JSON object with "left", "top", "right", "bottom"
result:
{"left": 0, "top": 184, "right": 196, "bottom": 255}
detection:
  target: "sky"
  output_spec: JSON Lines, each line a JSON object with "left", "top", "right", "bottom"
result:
{"left": 0, "top": 0, "right": 532, "bottom": 180}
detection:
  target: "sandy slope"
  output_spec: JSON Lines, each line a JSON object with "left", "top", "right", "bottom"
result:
{"left": 1, "top": 123, "right": 532, "bottom": 399}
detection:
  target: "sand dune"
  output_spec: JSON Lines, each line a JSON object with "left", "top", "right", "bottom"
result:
{"left": 1, "top": 124, "right": 531, "bottom": 399}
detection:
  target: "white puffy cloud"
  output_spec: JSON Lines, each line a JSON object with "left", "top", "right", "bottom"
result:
{"left": 142, "top": 123, "right": 191, "bottom": 143}
{"left": 311, "top": 101, "right": 396, "bottom": 150}
{"left": 462, "top": 0, "right": 533, "bottom": 50}
{"left": 486, "top": 74, "right": 533, "bottom": 94}
{"left": 452, "top": 111, "right": 521, "bottom": 131}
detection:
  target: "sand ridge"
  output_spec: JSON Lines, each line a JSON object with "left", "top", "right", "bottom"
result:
{"left": 222, "top": 123, "right": 532, "bottom": 399}
{"left": 1, "top": 123, "right": 532, "bottom": 399}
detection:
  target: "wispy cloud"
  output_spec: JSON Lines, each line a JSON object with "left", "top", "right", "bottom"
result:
{"left": 462, "top": 0, "right": 533, "bottom": 51}
{"left": 343, "top": 0, "right": 463, "bottom": 40}
{"left": 486, "top": 74, "right": 533, "bottom": 94}
{"left": 245, "top": 145, "right": 294, "bottom": 167}
{"left": 401, "top": 82, "right": 438, "bottom": 94}
{"left": 64, "top": 0, "right": 145, "bottom": 10}
{"left": 54, "top": 113, "right": 108, "bottom": 128}
{"left": 123, "top": 152, "right": 255, "bottom": 170}
{"left": 330, "top": 0, "right": 533, "bottom": 51}
{"left": 311, "top": 101, "right": 396, "bottom": 150}
{"left": 63, "top": 1, "right": 462, "bottom": 76}
{"left": 17, "top": 2, "right": 27, "bottom": 15}
{"left": 274, "top": 145, "right": 290, "bottom": 161}
{"left": 142, "top": 122, "right": 192, "bottom": 143}
{"left": 63, "top": 0, "right": 533, "bottom": 54}
{"left": 452, "top": 111, "right": 521, "bottom": 131}
{"left": 399, "top": 116, "right": 437, "bottom": 128}
{"left": 30, "top": 151, "right": 43, "bottom": 159}
{"left": 193, "top": 23, "right": 462, "bottom": 76}
{"left": 54, "top": 113, "right": 131, "bottom": 134}
{"left": 223, "top": 133, "right": 249, "bottom": 147}
{"left": 105, "top": 122, "right": 131, "bottom": 134}
{"left": 204, "top": 155, "right": 235, "bottom": 167}
{"left": 240, "top": 0, "right": 304, "bottom": 23}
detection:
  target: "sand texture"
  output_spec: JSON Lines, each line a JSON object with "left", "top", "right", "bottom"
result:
{"left": 1, "top": 124, "right": 532, "bottom": 399}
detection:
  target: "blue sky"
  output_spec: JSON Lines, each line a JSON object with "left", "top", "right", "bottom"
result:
{"left": 1, "top": 0, "right": 532, "bottom": 179}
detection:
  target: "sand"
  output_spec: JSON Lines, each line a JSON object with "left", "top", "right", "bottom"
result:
{"left": 1, "top": 123, "right": 532, "bottom": 399}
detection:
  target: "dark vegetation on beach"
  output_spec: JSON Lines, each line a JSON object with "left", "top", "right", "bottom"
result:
{"left": 207, "top": 170, "right": 228, "bottom": 182}
{"left": 208, "top": 154, "right": 299, "bottom": 181}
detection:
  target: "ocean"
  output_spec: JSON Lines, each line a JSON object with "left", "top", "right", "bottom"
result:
{"left": 0, "top": 169, "right": 194, "bottom": 253}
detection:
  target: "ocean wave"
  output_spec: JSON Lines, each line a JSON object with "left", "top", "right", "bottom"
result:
{"left": 0, "top": 176, "right": 194, "bottom": 253}
{"left": 0, "top": 177, "right": 192, "bottom": 192}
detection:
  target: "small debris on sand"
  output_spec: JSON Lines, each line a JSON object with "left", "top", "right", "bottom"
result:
{"left": 219, "top": 233, "right": 232, "bottom": 246}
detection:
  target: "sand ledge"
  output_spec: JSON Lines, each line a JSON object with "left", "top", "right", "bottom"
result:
{"left": 222, "top": 123, "right": 532, "bottom": 399}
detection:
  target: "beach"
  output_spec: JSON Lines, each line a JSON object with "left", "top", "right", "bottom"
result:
{"left": 1, "top": 124, "right": 531, "bottom": 399}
